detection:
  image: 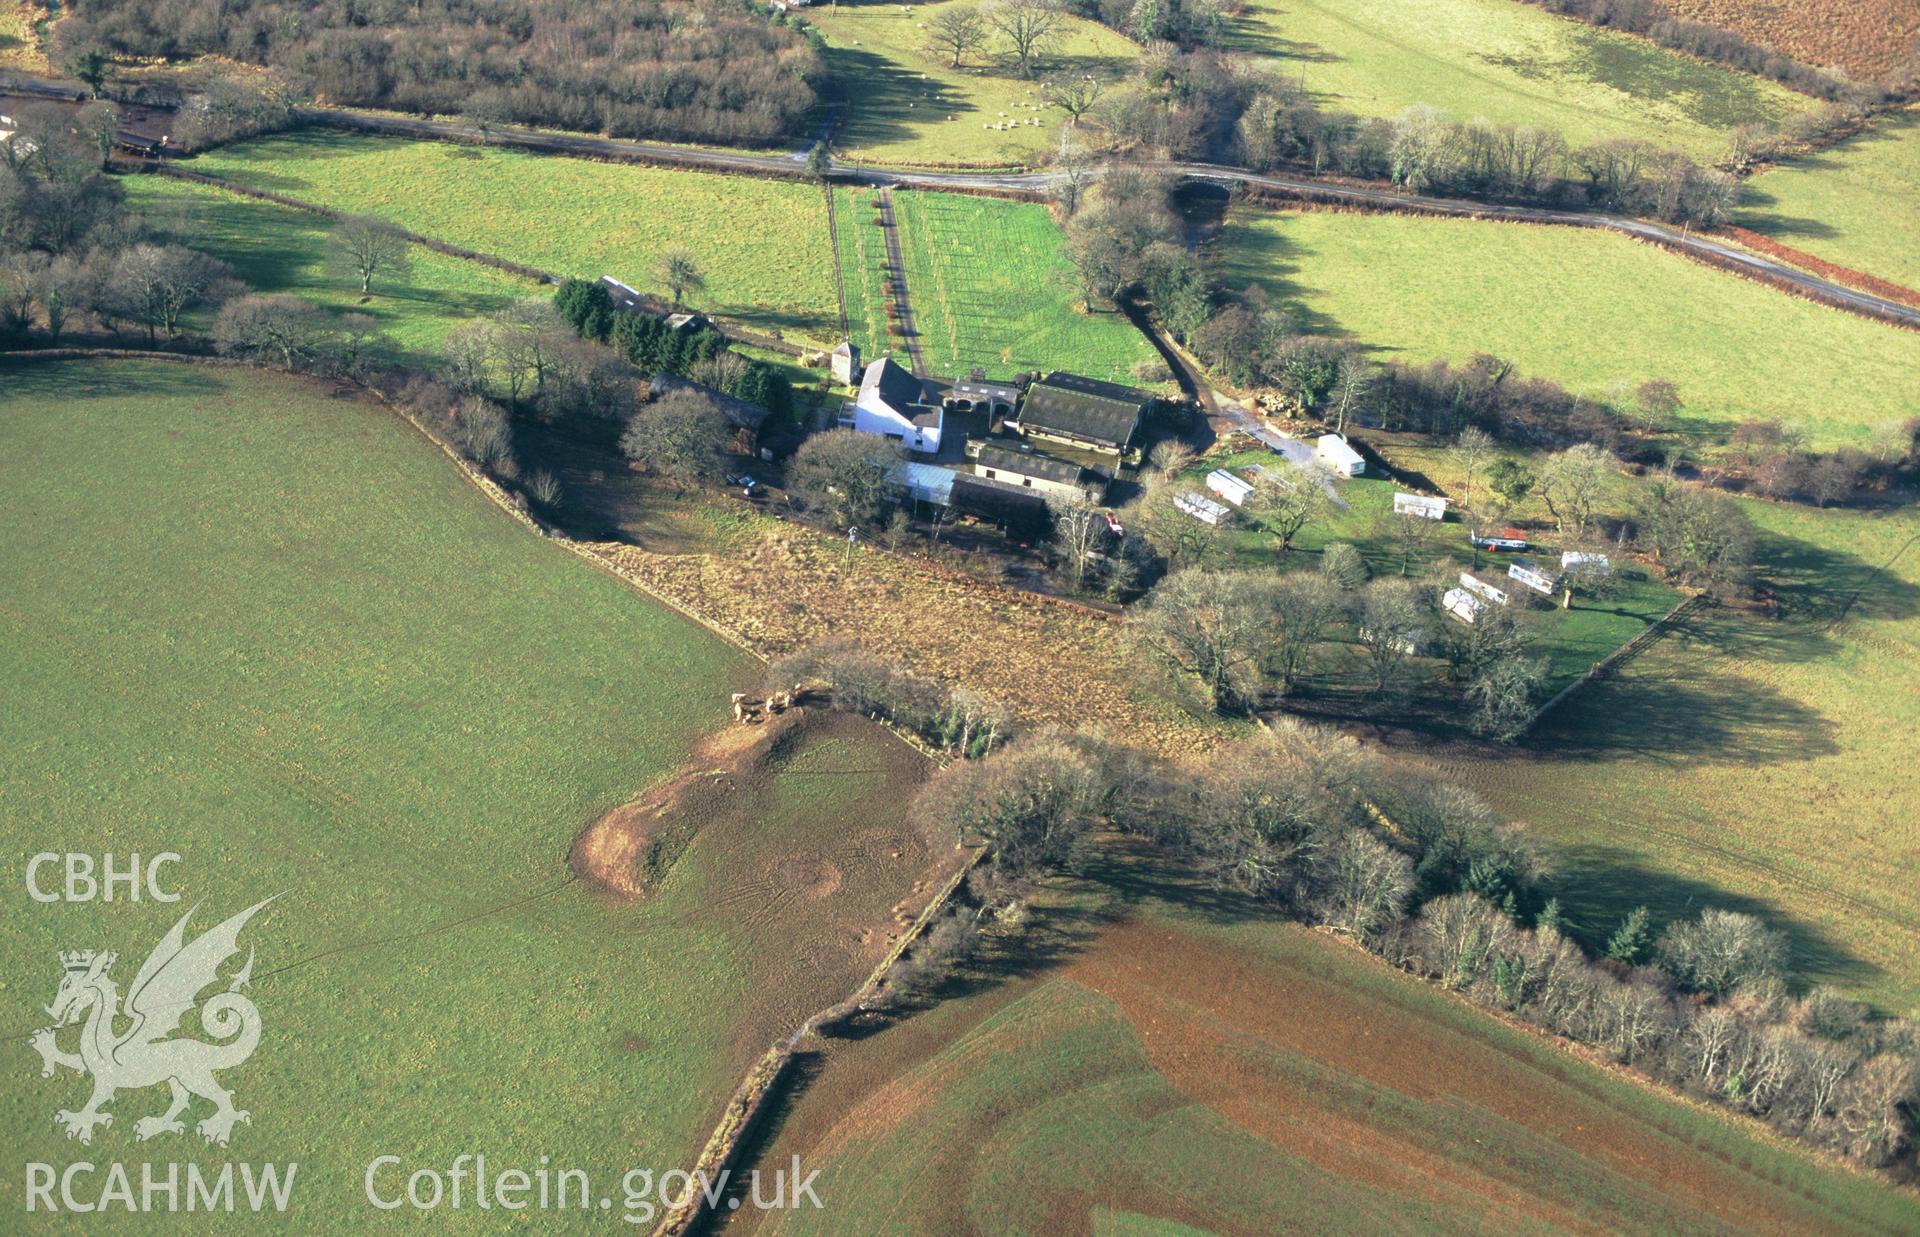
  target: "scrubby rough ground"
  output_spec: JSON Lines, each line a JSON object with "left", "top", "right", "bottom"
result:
{"left": 732, "top": 847, "right": 1920, "bottom": 1234}
{"left": 586, "top": 520, "right": 1222, "bottom": 756}
{"left": 1663, "top": 0, "right": 1920, "bottom": 80}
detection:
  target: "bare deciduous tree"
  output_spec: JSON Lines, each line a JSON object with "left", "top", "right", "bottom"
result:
{"left": 1040, "top": 74, "right": 1105, "bottom": 126}
{"left": 1537, "top": 442, "right": 1612, "bottom": 535}
{"left": 987, "top": 0, "right": 1064, "bottom": 78}
{"left": 1132, "top": 569, "right": 1279, "bottom": 713}
{"left": 327, "top": 214, "right": 413, "bottom": 297}
{"left": 924, "top": 4, "right": 989, "bottom": 68}
{"left": 1047, "top": 492, "right": 1110, "bottom": 592}
{"left": 1245, "top": 461, "right": 1331, "bottom": 555}
{"left": 1446, "top": 426, "right": 1496, "bottom": 510}
{"left": 1655, "top": 908, "right": 1788, "bottom": 998}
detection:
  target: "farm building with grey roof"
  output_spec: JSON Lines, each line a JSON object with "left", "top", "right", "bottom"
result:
{"left": 1014, "top": 372, "right": 1150, "bottom": 459}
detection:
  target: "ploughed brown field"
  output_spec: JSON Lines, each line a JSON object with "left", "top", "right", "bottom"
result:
{"left": 724, "top": 848, "right": 1919, "bottom": 1234}
{"left": 1663, "top": 0, "right": 1920, "bottom": 80}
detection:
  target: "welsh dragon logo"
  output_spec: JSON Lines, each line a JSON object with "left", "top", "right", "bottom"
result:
{"left": 30, "top": 897, "right": 277, "bottom": 1147}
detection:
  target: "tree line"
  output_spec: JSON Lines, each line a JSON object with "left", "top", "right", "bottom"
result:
{"left": 54, "top": 0, "right": 821, "bottom": 144}
{"left": 1061, "top": 169, "right": 1920, "bottom": 511}
{"left": 852, "top": 691, "right": 1917, "bottom": 1170}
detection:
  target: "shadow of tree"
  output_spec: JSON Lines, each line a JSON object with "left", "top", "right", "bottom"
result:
{"left": 1545, "top": 842, "right": 1889, "bottom": 997}
{"left": 822, "top": 45, "right": 973, "bottom": 150}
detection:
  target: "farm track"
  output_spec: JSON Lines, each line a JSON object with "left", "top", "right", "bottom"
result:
{"left": 873, "top": 188, "right": 928, "bottom": 378}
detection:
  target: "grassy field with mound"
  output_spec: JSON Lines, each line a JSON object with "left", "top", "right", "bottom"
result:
{"left": 1214, "top": 206, "right": 1920, "bottom": 448}
{"left": 123, "top": 174, "right": 538, "bottom": 360}
{"left": 1737, "top": 107, "right": 1920, "bottom": 297}
{"left": 1412, "top": 495, "right": 1920, "bottom": 1012}
{"left": 1223, "top": 0, "right": 1798, "bottom": 158}
{"left": 740, "top": 850, "right": 1919, "bottom": 1233}
{"left": 186, "top": 132, "right": 841, "bottom": 344}
{"left": 891, "top": 189, "right": 1160, "bottom": 384}
{"left": 807, "top": 0, "right": 1139, "bottom": 167}
{"left": 0, "top": 360, "right": 932, "bottom": 1227}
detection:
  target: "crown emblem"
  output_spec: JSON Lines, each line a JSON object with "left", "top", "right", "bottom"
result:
{"left": 59, "top": 949, "right": 104, "bottom": 973}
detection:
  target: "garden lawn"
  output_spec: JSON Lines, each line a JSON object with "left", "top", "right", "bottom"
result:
{"left": 893, "top": 189, "right": 1160, "bottom": 385}
{"left": 123, "top": 174, "right": 537, "bottom": 361}
{"left": 1215, "top": 206, "right": 1920, "bottom": 449}
{"left": 0, "top": 360, "right": 924, "bottom": 1229}
{"left": 1416, "top": 498, "right": 1920, "bottom": 1011}
{"left": 807, "top": 0, "right": 1139, "bottom": 167}
{"left": 186, "top": 132, "right": 841, "bottom": 344}
{"left": 742, "top": 849, "right": 1920, "bottom": 1234}
{"left": 1225, "top": 0, "right": 1798, "bottom": 158}
{"left": 1738, "top": 106, "right": 1920, "bottom": 297}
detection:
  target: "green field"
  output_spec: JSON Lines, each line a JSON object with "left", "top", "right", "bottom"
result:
{"left": 891, "top": 190, "right": 1161, "bottom": 384}
{"left": 0, "top": 360, "right": 930, "bottom": 1227}
{"left": 1225, "top": 0, "right": 1798, "bottom": 158}
{"left": 1413, "top": 494, "right": 1920, "bottom": 1011}
{"left": 1215, "top": 206, "right": 1920, "bottom": 448}
{"left": 124, "top": 174, "right": 537, "bottom": 361}
{"left": 185, "top": 132, "right": 841, "bottom": 344}
{"left": 1738, "top": 106, "right": 1920, "bottom": 295}
{"left": 1202, "top": 451, "right": 1681, "bottom": 695}
{"left": 747, "top": 851, "right": 1919, "bottom": 1233}
{"left": 833, "top": 186, "right": 892, "bottom": 363}
{"left": 807, "top": 0, "right": 1139, "bottom": 167}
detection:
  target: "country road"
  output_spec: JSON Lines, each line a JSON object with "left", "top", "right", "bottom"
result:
{"left": 6, "top": 71, "right": 1913, "bottom": 331}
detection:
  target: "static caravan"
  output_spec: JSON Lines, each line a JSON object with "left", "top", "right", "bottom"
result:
{"left": 1316, "top": 434, "right": 1365, "bottom": 477}
{"left": 1471, "top": 528, "right": 1530, "bottom": 552}
{"left": 1205, "top": 469, "right": 1256, "bottom": 507}
{"left": 1173, "top": 490, "right": 1230, "bottom": 526}
{"left": 1561, "top": 551, "right": 1612, "bottom": 575}
{"left": 1508, "top": 558, "right": 1557, "bottom": 596}
{"left": 1458, "top": 573, "right": 1509, "bottom": 607}
{"left": 1442, "top": 587, "right": 1484, "bottom": 625}
{"left": 1393, "top": 492, "right": 1448, "bottom": 521}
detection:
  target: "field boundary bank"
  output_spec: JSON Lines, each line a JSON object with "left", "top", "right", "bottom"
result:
{"left": 650, "top": 846, "right": 988, "bottom": 1237}
{"left": 1524, "top": 592, "right": 1709, "bottom": 730}
{"left": 823, "top": 183, "right": 850, "bottom": 342}
{"left": 1717, "top": 224, "right": 1920, "bottom": 309}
